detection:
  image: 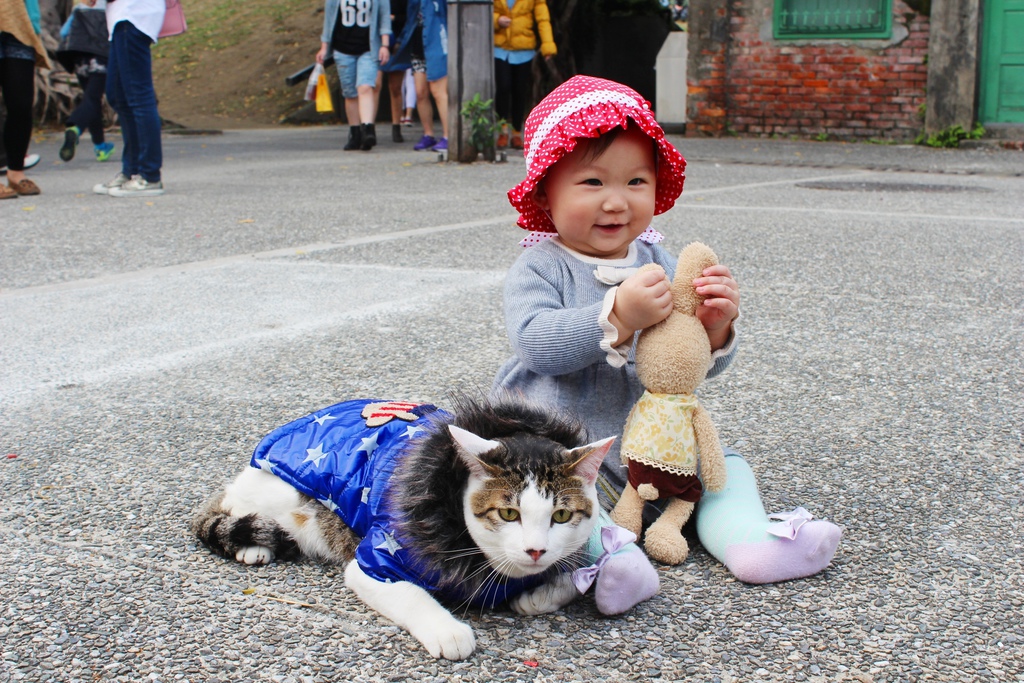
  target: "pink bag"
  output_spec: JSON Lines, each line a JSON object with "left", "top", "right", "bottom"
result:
{"left": 159, "top": 0, "right": 187, "bottom": 39}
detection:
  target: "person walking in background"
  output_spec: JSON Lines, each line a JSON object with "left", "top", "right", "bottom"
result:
{"left": 90, "top": 0, "right": 166, "bottom": 197}
{"left": 393, "top": 0, "right": 447, "bottom": 152}
{"left": 317, "top": 0, "right": 391, "bottom": 151}
{"left": 0, "top": 0, "right": 50, "bottom": 199}
{"left": 379, "top": 0, "right": 409, "bottom": 143}
{"left": 492, "top": 0, "right": 555, "bottom": 150}
{"left": 400, "top": 68, "right": 415, "bottom": 125}
{"left": 57, "top": 0, "right": 114, "bottom": 163}
{"left": 398, "top": 10, "right": 433, "bottom": 149}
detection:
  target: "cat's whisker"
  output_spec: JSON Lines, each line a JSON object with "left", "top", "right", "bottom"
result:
{"left": 437, "top": 546, "right": 486, "bottom": 561}
{"left": 460, "top": 558, "right": 505, "bottom": 585}
{"left": 481, "top": 566, "right": 520, "bottom": 615}
{"left": 455, "top": 563, "right": 512, "bottom": 614}
{"left": 549, "top": 547, "right": 589, "bottom": 575}
{"left": 468, "top": 557, "right": 524, "bottom": 606}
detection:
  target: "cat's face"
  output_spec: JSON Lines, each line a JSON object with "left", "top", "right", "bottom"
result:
{"left": 450, "top": 426, "right": 614, "bottom": 579}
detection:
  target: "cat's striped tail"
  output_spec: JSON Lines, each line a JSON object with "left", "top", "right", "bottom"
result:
{"left": 190, "top": 493, "right": 301, "bottom": 564}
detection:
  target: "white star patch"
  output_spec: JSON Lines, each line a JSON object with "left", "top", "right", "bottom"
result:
{"left": 319, "top": 497, "right": 339, "bottom": 513}
{"left": 404, "top": 425, "right": 425, "bottom": 439}
{"left": 375, "top": 532, "right": 403, "bottom": 556}
{"left": 361, "top": 487, "right": 371, "bottom": 504}
{"left": 313, "top": 413, "right": 337, "bottom": 427}
{"left": 358, "top": 433, "right": 380, "bottom": 456}
{"left": 254, "top": 458, "right": 276, "bottom": 473}
{"left": 303, "top": 443, "right": 328, "bottom": 467}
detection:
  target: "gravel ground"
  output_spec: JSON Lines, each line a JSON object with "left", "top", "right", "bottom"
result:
{"left": 1, "top": 127, "right": 1022, "bottom": 682}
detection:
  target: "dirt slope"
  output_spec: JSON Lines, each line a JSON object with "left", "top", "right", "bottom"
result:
{"left": 152, "top": 0, "right": 325, "bottom": 129}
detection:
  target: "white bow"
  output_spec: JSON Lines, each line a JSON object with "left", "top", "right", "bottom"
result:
{"left": 593, "top": 266, "right": 638, "bottom": 285}
{"left": 766, "top": 507, "right": 814, "bottom": 540}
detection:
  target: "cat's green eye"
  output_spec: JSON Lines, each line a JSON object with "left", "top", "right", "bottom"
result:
{"left": 498, "top": 508, "right": 520, "bottom": 522}
{"left": 551, "top": 509, "right": 573, "bottom": 524}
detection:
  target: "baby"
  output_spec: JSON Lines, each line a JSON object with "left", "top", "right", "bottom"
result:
{"left": 492, "top": 75, "right": 841, "bottom": 583}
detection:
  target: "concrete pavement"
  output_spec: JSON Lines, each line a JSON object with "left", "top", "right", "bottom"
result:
{"left": 1, "top": 126, "right": 1022, "bottom": 682}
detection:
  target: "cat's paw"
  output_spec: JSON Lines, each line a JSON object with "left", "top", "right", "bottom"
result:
{"left": 410, "top": 617, "right": 475, "bottom": 660}
{"left": 510, "top": 575, "right": 578, "bottom": 616}
{"left": 236, "top": 546, "right": 274, "bottom": 565}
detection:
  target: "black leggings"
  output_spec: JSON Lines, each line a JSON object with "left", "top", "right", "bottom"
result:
{"left": 67, "top": 70, "right": 107, "bottom": 144}
{"left": 1, "top": 56, "right": 35, "bottom": 172}
{"left": 494, "top": 58, "right": 533, "bottom": 132}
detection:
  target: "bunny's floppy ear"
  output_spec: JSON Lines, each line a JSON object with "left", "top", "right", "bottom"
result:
{"left": 672, "top": 241, "right": 719, "bottom": 316}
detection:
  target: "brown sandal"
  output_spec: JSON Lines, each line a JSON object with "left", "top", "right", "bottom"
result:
{"left": 9, "top": 178, "right": 41, "bottom": 196}
{"left": 0, "top": 184, "right": 18, "bottom": 200}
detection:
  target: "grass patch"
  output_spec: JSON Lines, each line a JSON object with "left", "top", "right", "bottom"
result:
{"left": 916, "top": 123, "right": 986, "bottom": 148}
{"left": 154, "top": 0, "right": 314, "bottom": 81}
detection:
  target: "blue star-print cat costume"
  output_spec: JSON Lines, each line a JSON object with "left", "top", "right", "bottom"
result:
{"left": 250, "top": 398, "right": 542, "bottom": 607}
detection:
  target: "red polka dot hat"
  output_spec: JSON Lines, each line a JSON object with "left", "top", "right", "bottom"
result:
{"left": 508, "top": 75, "right": 687, "bottom": 244}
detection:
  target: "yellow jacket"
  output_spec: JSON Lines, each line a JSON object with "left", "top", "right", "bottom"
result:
{"left": 493, "top": 0, "right": 557, "bottom": 57}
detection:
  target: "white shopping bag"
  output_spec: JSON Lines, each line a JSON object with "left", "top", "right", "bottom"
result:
{"left": 305, "top": 63, "right": 324, "bottom": 102}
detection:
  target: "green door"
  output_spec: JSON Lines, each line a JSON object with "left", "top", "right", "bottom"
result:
{"left": 979, "top": 0, "right": 1024, "bottom": 123}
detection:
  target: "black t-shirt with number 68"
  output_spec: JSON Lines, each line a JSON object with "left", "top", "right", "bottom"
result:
{"left": 331, "top": 0, "right": 372, "bottom": 56}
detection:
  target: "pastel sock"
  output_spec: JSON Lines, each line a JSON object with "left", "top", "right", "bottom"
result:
{"left": 594, "top": 545, "right": 659, "bottom": 615}
{"left": 583, "top": 510, "right": 659, "bottom": 615}
{"left": 696, "top": 455, "right": 842, "bottom": 584}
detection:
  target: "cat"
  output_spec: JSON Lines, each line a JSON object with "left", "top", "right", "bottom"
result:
{"left": 191, "top": 396, "right": 618, "bottom": 660}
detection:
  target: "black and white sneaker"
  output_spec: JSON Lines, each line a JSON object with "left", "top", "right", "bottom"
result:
{"left": 108, "top": 175, "right": 165, "bottom": 197}
{"left": 0, "top": 153, "right": 40, "bottom": 174}
{"left": 93, "top": 172, "right": 131, "bottom": 195}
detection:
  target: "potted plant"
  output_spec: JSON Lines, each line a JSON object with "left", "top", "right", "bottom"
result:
{"left": 460, "top": 93, "right": 505, "bottom": 162}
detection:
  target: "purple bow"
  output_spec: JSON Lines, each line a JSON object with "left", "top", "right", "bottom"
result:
{"left": 766, "top": 507, "right": 814, "bottom": 540}
{"left": 571, "top": 525, "right": 637, "bottom": 594}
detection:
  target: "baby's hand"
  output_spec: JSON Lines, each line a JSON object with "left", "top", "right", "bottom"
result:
{"left": 693, "top": 264, "right": 739, "bottom": 350}
{"left": 610, "top": 267, "right": 673, "bottom": 344}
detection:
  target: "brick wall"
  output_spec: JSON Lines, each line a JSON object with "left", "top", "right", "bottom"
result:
{"left": 686, "top": 0, "right": 930, "bottom": 141}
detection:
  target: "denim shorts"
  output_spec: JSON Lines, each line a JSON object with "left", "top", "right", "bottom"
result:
{"left": 0, "top": 32, "right": 36, "bottom": 61}
{"left": 333, "top": 50, "right": 378, "bottom": 98}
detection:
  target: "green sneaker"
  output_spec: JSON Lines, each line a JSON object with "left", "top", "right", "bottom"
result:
{"left": 60, "top": 127, "right": 80, "bottom": 162}
{"left": 94, "top": 142, "right": 115, "bottom": 162}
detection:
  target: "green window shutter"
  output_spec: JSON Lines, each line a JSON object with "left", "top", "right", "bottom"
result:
{"left": 774, "top": 0, "right": 892, "bottom": 39}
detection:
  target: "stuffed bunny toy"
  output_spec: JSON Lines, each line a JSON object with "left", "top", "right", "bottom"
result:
{"left": 610, "top": 242, "right": 728, "bottom": 565}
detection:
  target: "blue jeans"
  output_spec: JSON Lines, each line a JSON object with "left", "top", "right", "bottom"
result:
{"left": 106, "top": 21, "right": 161, "bottom": 182}
{"left": 333, "top": 50, "right": 378, "bottom": 99}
